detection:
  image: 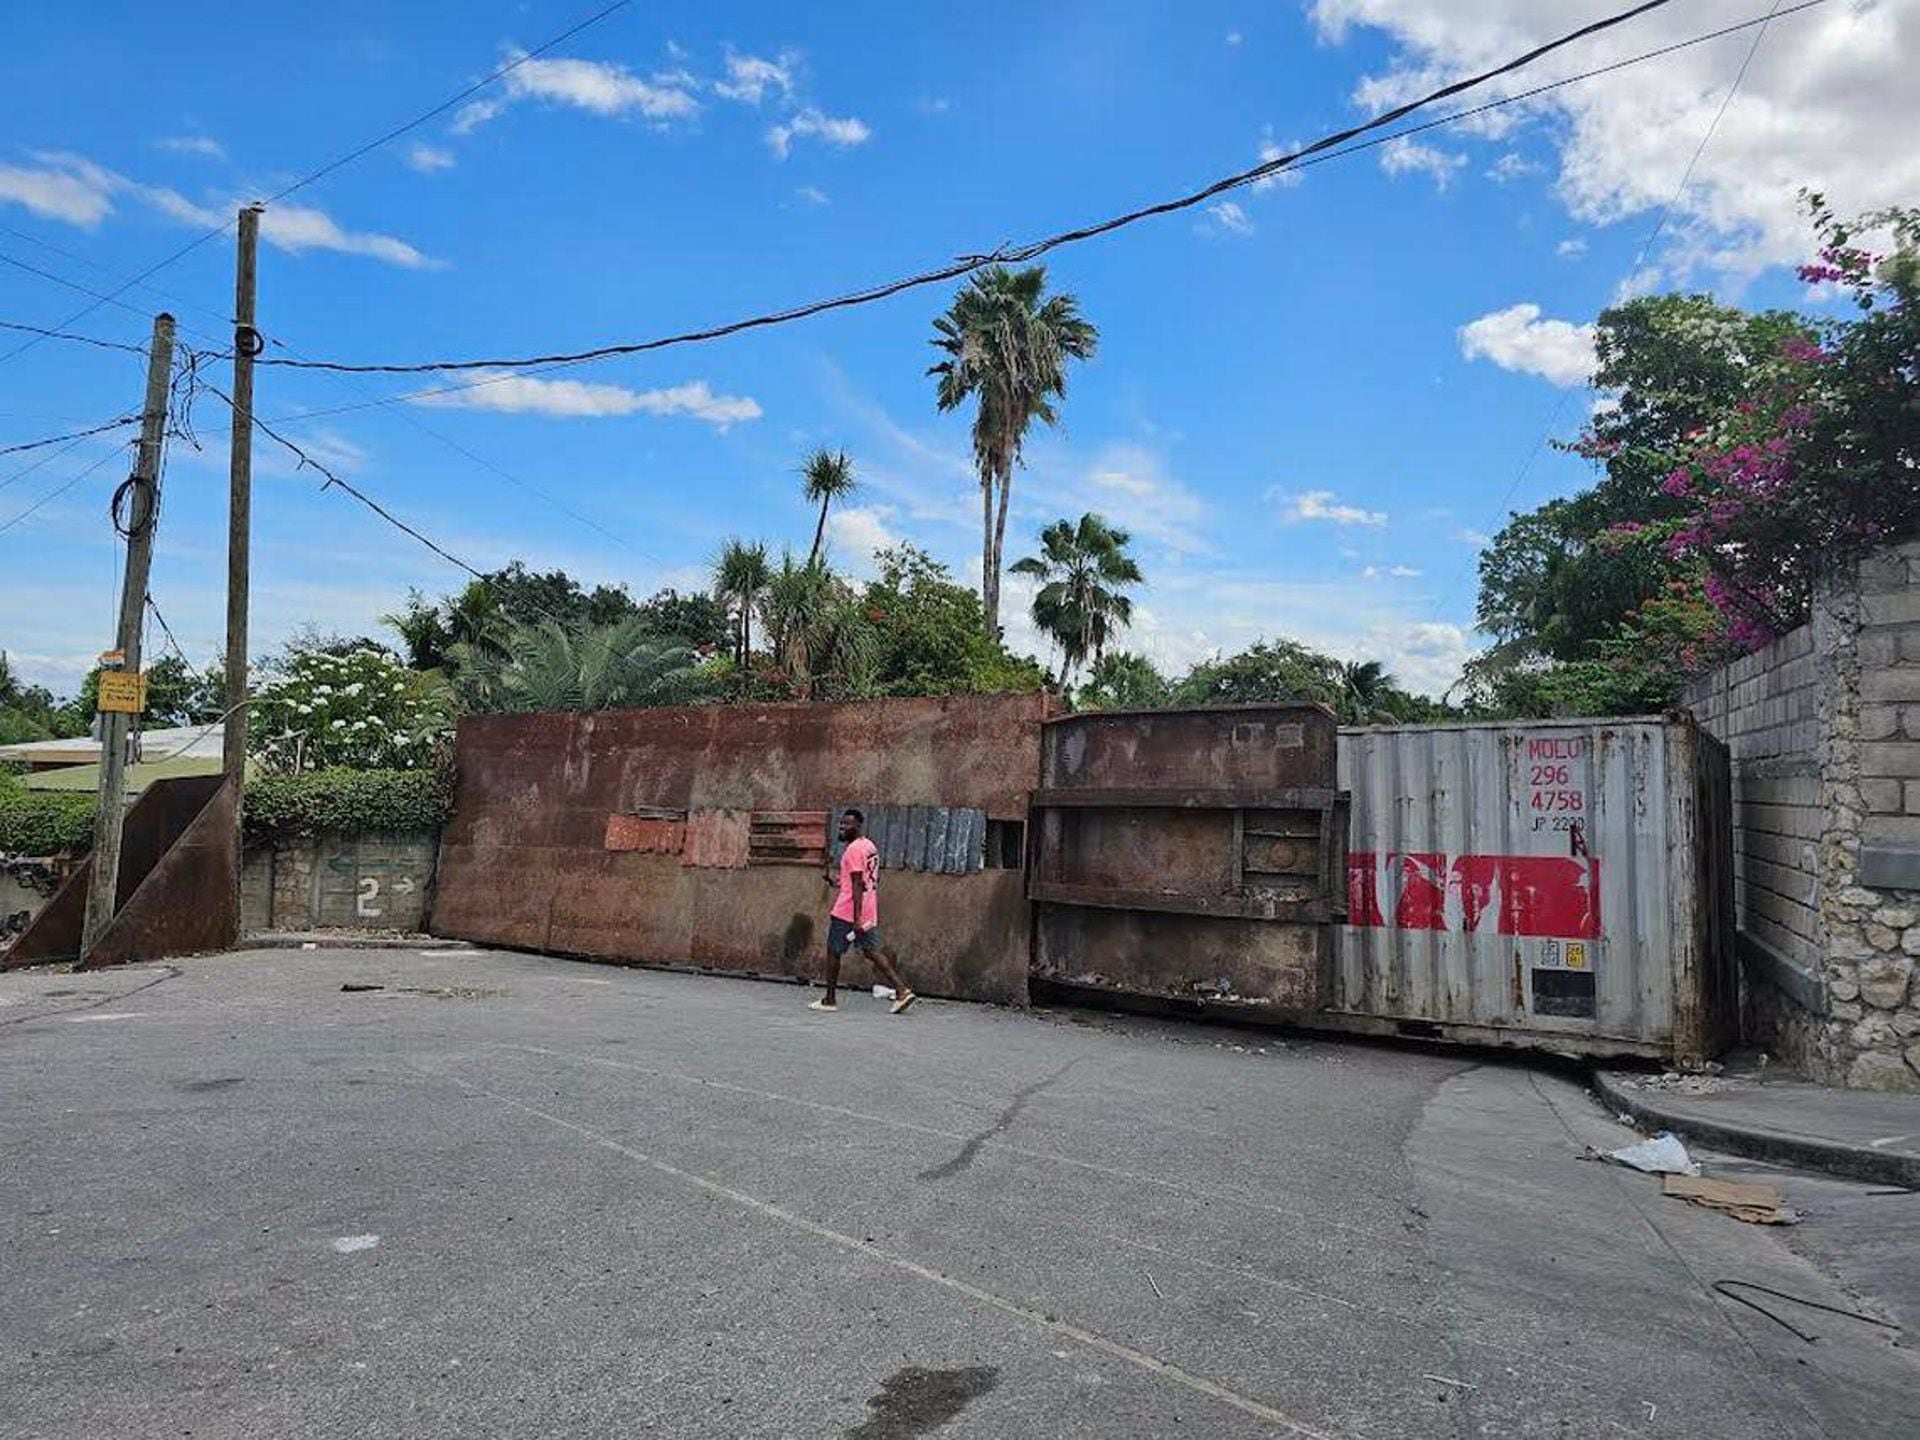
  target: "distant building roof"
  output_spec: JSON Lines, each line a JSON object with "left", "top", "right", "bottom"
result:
{"left": 0, "top": 724, "right": 224, "bottom": 768}
{"left": 18, "top": 753, "right": 228, "bottom": 794}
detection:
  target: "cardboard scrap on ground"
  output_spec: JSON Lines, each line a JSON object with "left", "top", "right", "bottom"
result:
{"left": 1662, "top": 1174, "right": 1798, "bottom": 1225}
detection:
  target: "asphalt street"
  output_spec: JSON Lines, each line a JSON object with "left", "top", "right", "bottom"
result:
{"left": 1, "top": 948, "right": 1915, "bottom": 1439}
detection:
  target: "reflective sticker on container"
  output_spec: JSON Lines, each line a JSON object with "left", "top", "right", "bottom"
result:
{"left": 1565, "top": 941, "right": 1588, "bottom": 970}
{"left": 1347, "top": 852, "right": 1601, "bottom": 938}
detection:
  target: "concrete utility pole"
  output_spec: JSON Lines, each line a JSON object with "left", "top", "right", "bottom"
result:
{"left": 222, "top": 203, "right": 262, "bottom": 789}
{"left": 81, "top": 312, "right": 177, "bottom": 957}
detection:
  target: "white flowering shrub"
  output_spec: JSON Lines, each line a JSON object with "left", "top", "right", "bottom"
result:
{"left": 248, "top": 646, "right": 450, "bottom": 774}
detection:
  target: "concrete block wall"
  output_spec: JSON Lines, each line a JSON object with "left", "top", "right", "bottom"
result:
{"left": 241, "top": 832, "right": 439, "bottom": 935}
{"left": 1684, "top": 539, "right": 1920, "bottom": 1090}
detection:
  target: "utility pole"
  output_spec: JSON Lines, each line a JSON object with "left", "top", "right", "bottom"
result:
{"left": 222, "top": 203, "right": 262, "bottom": 789}
{"left": 81, "top": 312, "right": 176, "bottom": 957}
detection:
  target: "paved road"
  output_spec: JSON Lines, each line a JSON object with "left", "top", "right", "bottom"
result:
{"left": 1, "top": 948, "right": 1915, "bottom": 1439}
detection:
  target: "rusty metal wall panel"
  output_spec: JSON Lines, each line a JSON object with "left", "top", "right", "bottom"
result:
{"left": 1033, "top": 705, "right": 1339, "bottom": 1012}
{"left": 833, "top": 804, "right": 985, "bottom": 874}
{"left": 81, "top": 778, "right": 239, "bottom": 969}
{"left": 605, "top": 810, "right": 687, "bottom": 854}
{"left": 683, "top": 809, "right": 750, "bottom": 869}
{"left": 1333, "top": 718, "right": 1731, "bottom": 1062}
{"left": 5, "top": 774, "right": 229, "bottom": 969}
{"left": 748, "top": 811, "right": 828, "bottom": 866}
{"left": 432, "top": 693, "right": 1048, "bottom": 1003}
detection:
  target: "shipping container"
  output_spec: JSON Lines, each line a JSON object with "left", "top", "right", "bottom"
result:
{"left": 1326, "top": 717, "right": 1736, "bottom": 1064}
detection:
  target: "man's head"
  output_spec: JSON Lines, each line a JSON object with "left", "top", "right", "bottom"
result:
{"left": 839, "top": 808, "right": 864, "bottom": 841}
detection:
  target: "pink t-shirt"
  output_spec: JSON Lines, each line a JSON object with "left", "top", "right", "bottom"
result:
{"left": 832, "top": 836, "right": 879, "bottom": 929}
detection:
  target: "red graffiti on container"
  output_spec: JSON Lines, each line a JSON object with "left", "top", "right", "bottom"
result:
{"left": 1347, "top": 852, "right": 1600, "bottom": 938}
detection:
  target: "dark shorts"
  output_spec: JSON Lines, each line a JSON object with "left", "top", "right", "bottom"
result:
{"left": 827, "top": 917, "right": 882, "bottom": 957}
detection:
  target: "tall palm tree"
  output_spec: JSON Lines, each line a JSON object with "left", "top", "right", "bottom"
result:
{"left": 1010, "top": 513, "right": 1143, "bottom": 687}
{"left": 929, "top": 265, "right": 1098, "bottom": 637}
{"left": 1338, "top": 659, "right": 1399, "bottom": 725}
{"left": 801, "top": 449, "right": 858, "bottom": 566}
{"left": 711, "top": 539, "right": 771, "bottom": 667}
{"left": 451, "top": 618, "right": 699, "bottom": 714}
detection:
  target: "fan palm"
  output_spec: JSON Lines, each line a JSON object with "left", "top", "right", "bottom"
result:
{"left": 1338, "top": 659, "right": 1399, "bottom": 725}
{"left": 801, "top": 449, "right": 858, "bottom": 566}
{"left": 711, "top": 539, "right": 771, "bottom": 667}
{"left": 1010, "top": 513, "right": 1143, "bottom": 687}
{"left": 929, "top": 265, "right": 1098, "bottom": 636}
{"left": 451, "top": 618, "right": 699, "bottom": 714}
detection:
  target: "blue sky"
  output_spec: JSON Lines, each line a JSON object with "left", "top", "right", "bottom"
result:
{"left": 2, "top": 1, "right": 1913, "bottom": 696}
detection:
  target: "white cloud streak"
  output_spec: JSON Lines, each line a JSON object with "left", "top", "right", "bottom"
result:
{"left": 409, "top": 370, "right": 761, "bottom": 427}
{"left": 714, "top": 51, "right": 796, "bottom": 105}
{"left": 453, "top": 50, "right": 699, "bottom": 133}
{"left": 1458, "top": 302, "right": 1595, "bottom": 387}
{"left": 157, "top": 135, "right": 225, "bottom": 160}
{"left": 406, "top": 143, "right": 456, "bottom": 174}
{"left": 766, "top": 108, "right": 872, "bottom": 158}
{"left": 1380, "top": 136, "right": 1466, "bottom": 189}
{"left": 1275, "top": 489, "right": 1389, "bottom": 528}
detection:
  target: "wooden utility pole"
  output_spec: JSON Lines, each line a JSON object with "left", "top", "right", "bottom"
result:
{"left": 81, "top": 312, "right": 176, "bottom": 957}
{"left": 222, "top": 204, "right": 262, "bottom": 787}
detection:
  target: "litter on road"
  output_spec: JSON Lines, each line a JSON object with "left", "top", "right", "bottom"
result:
{"left": 1662, "top": 1175, "right": 1797, "bottom": 1226}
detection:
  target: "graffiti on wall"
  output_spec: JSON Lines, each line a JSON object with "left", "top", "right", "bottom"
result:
{"left": 1347, "top": 852, "right": 1601, "bottom": 939}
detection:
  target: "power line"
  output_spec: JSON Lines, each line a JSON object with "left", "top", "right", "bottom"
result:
{"left": 0, "top": 0, "right": 636, "bottom": 373}
{"left": 145, "top": 595, "right": 199, "bottom": 669}
{"left": 1442, "top": 0, "right": 1791, "bottom": 623}
{"left": 0, "top": 442, "right": 130, "bottom": 536}
{"left": 261, "top": 0, "right": 1766, "bottom": 382}
{"left": 0, "top": 317, "right": 147, "bottom": 356}
{"left": 0, "top": 414, "right": 139, "bottom": 458}
{"left": 0, "top": 428, "right": 105, "bottom": 494}
{"left": 201, "top": 382, "right": 486, "bottom": 579}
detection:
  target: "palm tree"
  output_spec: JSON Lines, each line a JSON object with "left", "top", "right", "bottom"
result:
{"left": 1338, "top": 659, "right": 1399, "bottom": 725}
{"left": 711, "top": 539, "right": 771, "bottom": 667}
{"left": 760, "top": 552, "right": 878, "bottom": 700}
{"left": 801, "top": 449, "right": 858, "bottom": 566}
{"left": 451, "top": 618, "right": 700, "bottom": 714}
{"left": 1011, "top": 513, "right": 1143, "bottom": 687}
{"left": 929, "top": 265, "right": 1098, "bottom": 636}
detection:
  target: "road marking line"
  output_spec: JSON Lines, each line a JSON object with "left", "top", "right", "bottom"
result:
{"left": 493, "top": 1042, "right": 1413, "bottom": 1255}
{"left": 438, "top": 1071, "right": 1337, "bottom": 1438}
{"left": 65, "top": 1012, "right": 150, "bottom": 1023}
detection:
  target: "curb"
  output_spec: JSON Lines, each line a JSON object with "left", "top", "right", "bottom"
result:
{"left": 244, "top": 934, "right": 477, "bottom": 953}
{"left": 1592, "top": 1068, "right": 1920, "bottom": 1190}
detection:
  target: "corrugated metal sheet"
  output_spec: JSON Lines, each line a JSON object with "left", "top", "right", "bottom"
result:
{"left": 682, "top": 808, "right": 750, "bottom": 869}
{"left": 604, "top": 808, "right": 687, "bottom": 854}
{"left": 748, "top": 811, "right": 829, "bottom": 866}
{"left": 833, "top": 805, "right": 985, "bottom": 874}
{"left": 1332, "top": 718, "right": 1734, "bottom": 1060}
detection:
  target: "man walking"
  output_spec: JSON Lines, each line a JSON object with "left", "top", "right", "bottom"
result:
{"left": 811, "top": 808, "right": 916, "bottom": 1014}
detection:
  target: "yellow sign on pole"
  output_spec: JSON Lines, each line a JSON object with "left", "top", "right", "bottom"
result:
{"left": 96, "top": 671, "right": 147, "bottom": 715}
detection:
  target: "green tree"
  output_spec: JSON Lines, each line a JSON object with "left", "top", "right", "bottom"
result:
{"left": 711, "top": 539, "right": 771, "bottom": 668}
{"left": 759, "top": 554, "right": 879, "bottom": 701}
{"left": 1010, "top": 513, "right": 1143, "bottom": 686}
{"left": 1172, "top": 640, "right": 1346, "bottom": 709}
{"left": 929, "top": 265, "right": 1098, "bottom": 636}
{"left": 248, "top": 644, "right": 451, "bottom": 774}
{"left": 1076, "top": 652, "right": 1169, "bottom": 711}
{"left": 800, "top": 449, "right": 858, "bottom": 567}
{"left": 635, "top": 588, "right": 731, "bottom": 654}
{"left": 451, "top": 618, "right": 703, "bottom": 715}
{"left": 1337, "top": 660, "right": 1402, "bottom": 725}
{"left": 861, "top": 546, "right": 1047, "bottom": 696}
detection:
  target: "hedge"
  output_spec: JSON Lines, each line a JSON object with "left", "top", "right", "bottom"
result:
{"left": 0, "top": 768, "right": 455, "bottom": 855}
{"left": 242, "top": 767, "right": 454, "bottom": 842}
{"left": 0, "top": 777, "right": 96, "bottom": 855}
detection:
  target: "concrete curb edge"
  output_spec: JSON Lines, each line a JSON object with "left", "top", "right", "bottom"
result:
{"left": 243, "top": 934, "right": 477, "bottom": 953}
{"left": 1592, "top": 1068, "right": 1920, "bottom": 1190}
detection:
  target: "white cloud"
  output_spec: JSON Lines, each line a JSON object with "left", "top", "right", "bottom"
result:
{"left": 794, "top": 184, "right": 830, "bottom": 206}
{"left": 1275, "top": 489, "right": 1388, "bottom": 528}
{"left": 157, "top": 135, "right": 225, "bottom": 160}
{"left": 714, "top": 51, "right": 796, "bottom": 105}
{"left": 1458, "top": 302, "right": 1595, "bottom": 387}
{"left": 1455, "top": 527, "right": 1493, "bottom": 549}
{"left": 1202, "top": 200, "right": 1255, "bottom": 237}
{"left": 453, "top": 50, "right": 699, "bottom": 133}
{"left": 766, "top": 108, "right": 871, "bottom": 158}
{"left": 1485, "top": 152, "right": 1540, "bottom": 184}
{"left": 1555, "top": 237, "right": 1587, "bottom": 258}
{"left": 0, "top": 153, "right": 437, "bottom": 268}
{"left": 1311, "top": 0, "right": 1920, "bottom": 279}
{"left": 824, "top": 504, "right": 900, "bottom": 570}
{"left": 1363, "top": 564, "right": 1423, "bottom": 579}
{"left": 409, "top": 369, "right": 761, "bottom": 427}
{"left": 1379, "top": 137, "right": 1466, "bottom": 189}
{"left": 406, "top": 143, "right": 456, "bottom": 174}
{"left": 0, "top": 159, "right": 114, "bottom": 225}
{"left": 1250, "top": 130, "right": 1304, "bottom": 192}
{"left": 916, "top": 97, "right": 952, "bottom": 115}
{"left": 1227, "top": 31, "right": 1244, "bottom": 46}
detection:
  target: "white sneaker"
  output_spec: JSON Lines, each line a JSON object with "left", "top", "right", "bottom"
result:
{"left": 808, "top": 998, "right": 838, "bottom": 1012}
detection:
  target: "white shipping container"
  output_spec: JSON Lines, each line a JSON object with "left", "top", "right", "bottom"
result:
{"left": 1326, "top": 718, "right": 1737, "bottom": 1064}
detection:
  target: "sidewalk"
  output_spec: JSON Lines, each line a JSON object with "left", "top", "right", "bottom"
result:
{"left": 1595, "top": 1059, "right": 1920, "bottom": 1189}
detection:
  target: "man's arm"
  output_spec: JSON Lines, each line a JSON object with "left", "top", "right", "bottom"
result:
{"left": 849, "top": 868, "right": 868, "bottom": 931}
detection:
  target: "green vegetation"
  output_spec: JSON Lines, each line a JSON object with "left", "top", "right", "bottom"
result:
{"left": 242, "top": 767, "right": 454, "bottom": 843}
{"left": 0, "top": 774, "right": 95, "bottom": 854}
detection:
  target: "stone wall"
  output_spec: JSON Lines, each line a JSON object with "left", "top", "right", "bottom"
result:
{"left": 241, "top": 832, "right": 438, "bottom": 935}
{"left": 1684, "top": 539, "right": 1920, "bottom": 1090}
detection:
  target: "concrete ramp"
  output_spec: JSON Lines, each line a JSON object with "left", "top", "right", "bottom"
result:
{"left": 4, "top": 775, "right": 238, "bottom": 970}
